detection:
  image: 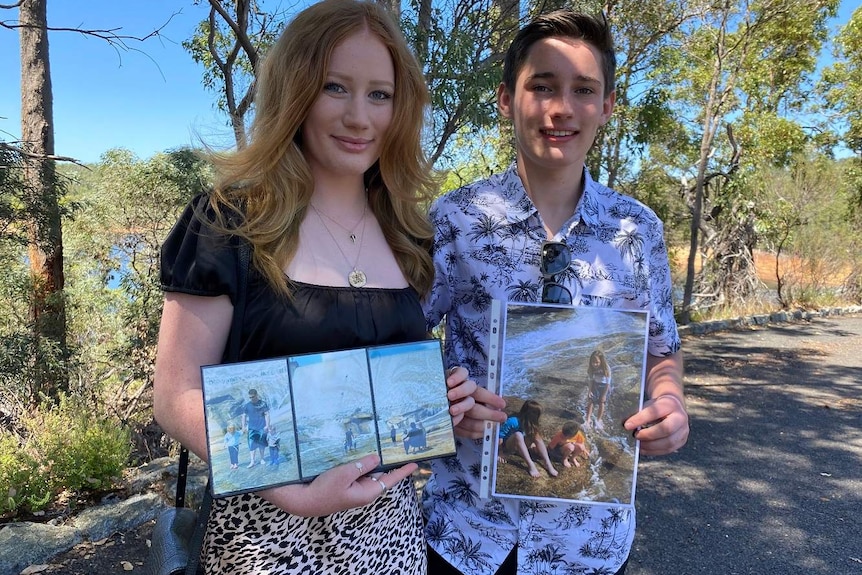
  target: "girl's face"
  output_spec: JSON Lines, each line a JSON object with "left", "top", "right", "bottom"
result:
{"left": 301, "top": 30, "right": 395, "bottom": 188}
{"left": 591, "top": 355, "right": 601, "bottom": 367}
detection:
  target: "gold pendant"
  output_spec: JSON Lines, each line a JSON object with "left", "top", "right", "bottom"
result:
{"left": 348, "top": 269, "right": 367, "bottom": 288}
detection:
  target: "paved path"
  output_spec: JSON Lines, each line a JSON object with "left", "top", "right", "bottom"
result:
{"left": 630, "top": 314, "right": 862, "bottom": 575}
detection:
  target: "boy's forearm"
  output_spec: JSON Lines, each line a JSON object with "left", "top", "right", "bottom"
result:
{"left": 645, "top": 351, "right": 685, "bottom": 406}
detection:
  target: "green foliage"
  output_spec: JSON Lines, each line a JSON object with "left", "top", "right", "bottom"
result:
{"left": 0, "top": 434, "right": 49, "bottom": 516}
{"left": 820, "top": 7, "right": 862, "bottom": 155}
{"left": 0, "top": 397, "right": 130, "bottom": 516}
{"left": 61, "top": 148, "right": 211, "bottom": 426}
{"left": 24, "top": 397, "right": 131, "bottom": 494}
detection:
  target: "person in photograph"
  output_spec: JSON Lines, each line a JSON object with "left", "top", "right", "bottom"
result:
{"left": 497, "top": 399, "right": 558, "bottom": 479}
{"left": 423, "top": 9, "right": 688, "bottom": 574}
{"left": 344, "top": 426, "right": 355, "bottom": 453}
{"left": 152, "top": 1, "right": 478, "bottom": 573}
{"left": 267, "top": 423, "right": 282, "bottom": 466}
{"left": 224, "top": 423, "right": 242, "bottom": 470}
{"left": 584, "top": 349, "right": 612, "bottom": 430}
{"left": 242, "top": 388, "right": 270, "bottom": 467}
{"left": 547, "top": 420, "right": 590, "bottom": 468}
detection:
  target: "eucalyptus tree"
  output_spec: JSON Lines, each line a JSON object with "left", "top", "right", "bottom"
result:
{"left": 2, "top": 1, "right": 174, "bottom": 407}
{"left": 182, "top": 0, "right": 283, "bottom": 149}
{"left": 64, "top": 148, "right": 212, "bottom": 426}
{"left": 821, "top": 6, "right": 862, "bottom": 159}
{"left": 658, "top": 0, "right": 838, "bottom": 321}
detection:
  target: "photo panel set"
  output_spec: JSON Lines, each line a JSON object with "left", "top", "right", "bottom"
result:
{"left": 201, "top": 339, "right": 456, "bottom": 498}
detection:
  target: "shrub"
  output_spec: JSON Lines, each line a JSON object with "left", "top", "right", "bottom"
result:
{"left": 0, "top": 433, "right": 51, "bottom": 516}
{"left": 0, "top": 397, "right": 133, "bottom": 516}
{"left": 24, "top": 397, "right": 132, "bottom": 494}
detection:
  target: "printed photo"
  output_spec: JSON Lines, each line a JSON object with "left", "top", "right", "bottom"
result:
{"left": 290, "top": 348, "right": 377, "bottom": 478}
{"left": 490, "top": 302, "right": 649, "bottom": 506}
{"left": 202, "top": 358, "right": 300, "bottom": 497}
{"left": 368, "top": 340, "right": 456, "bottom": 466}
{"left": 200, "top": 339, "right": 456, "bottom": 498}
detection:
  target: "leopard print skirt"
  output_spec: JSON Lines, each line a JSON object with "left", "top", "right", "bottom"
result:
{"left": 201, "top": 478, "right": 425, "bottom": 574}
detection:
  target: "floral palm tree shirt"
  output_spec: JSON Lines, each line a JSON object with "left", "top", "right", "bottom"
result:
{"left": 423, "top": 163, "right": 681, "bottom": 575}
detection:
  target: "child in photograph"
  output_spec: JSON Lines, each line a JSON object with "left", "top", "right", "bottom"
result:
{"left": 224, "top": 423, "right": 242, "bottom": 470}
{"left": 548, "top": 420, "right": 591, "bottom": 468}
{"left": 344, "top": 427, "right": 355, "bottom": 453}
{"left": 267, "top": 424, "right": 282, "bottom": 467}
{"left": 584, "top": 350, "right": 612, "bottom": 430}
{"left": 498, "top": 400, "right": 558, "bottom": 479}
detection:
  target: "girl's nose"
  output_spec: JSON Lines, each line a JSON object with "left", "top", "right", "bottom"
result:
{"left": 344, "top": 97, "right": 371, "bottom": 128}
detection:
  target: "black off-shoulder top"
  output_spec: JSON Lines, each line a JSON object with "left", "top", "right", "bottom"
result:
{"left": 160, "top": 194, "right": 427, "bottom": 362}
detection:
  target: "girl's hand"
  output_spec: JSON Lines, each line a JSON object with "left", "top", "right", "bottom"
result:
{"left": 259, "top": 454, "right": 418, "bottom": 517}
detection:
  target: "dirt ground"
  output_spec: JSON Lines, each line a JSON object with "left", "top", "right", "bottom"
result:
{"left": 33, "top": 522, "right": 155, "bottom": 574}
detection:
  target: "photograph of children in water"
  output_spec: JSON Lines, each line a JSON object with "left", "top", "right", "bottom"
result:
{"left": 491, "top": 302, "right": 649, "bottom": 506}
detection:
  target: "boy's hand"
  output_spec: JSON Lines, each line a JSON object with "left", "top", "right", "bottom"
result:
{"left": 453, "top": 386, "right": 506, "bottom": 439}
{"left": 624, "top": 394, "right": 688, "bottom": 455}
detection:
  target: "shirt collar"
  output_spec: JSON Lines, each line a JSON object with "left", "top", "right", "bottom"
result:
{"left": 500, "top": 162, "right": 603, "bottom": 233}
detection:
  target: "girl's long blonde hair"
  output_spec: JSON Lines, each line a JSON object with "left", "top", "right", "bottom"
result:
{"left": 205, "top": 0, "right": 436, "bottom": 296}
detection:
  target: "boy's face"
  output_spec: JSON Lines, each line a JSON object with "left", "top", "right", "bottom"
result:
{"left": 498, "top": 36, "right": 614, "bottom": 176}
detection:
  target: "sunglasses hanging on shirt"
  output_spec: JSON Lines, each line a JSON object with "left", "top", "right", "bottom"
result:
{"left": 540, "top": 241, "right": 573, "bottom": 305}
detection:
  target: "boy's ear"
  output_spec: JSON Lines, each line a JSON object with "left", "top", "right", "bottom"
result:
{"left": 497, "top": 82, "right": 513, "bottom": 119}
{"left": 600, "top": 89, "right": 616, "bottom": 126}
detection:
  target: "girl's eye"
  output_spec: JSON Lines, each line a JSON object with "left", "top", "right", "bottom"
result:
{"left": 323, "top": 82, "right": 347, "bottom": 94}
{"left": 370, "top": 90, "right": 393, "bottom": 101}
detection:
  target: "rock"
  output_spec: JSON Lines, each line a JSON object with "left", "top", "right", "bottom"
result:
{"left": 0, "top": 522, "right": 81, "bottom": 575}
{"left": 72, "top": 493, "right": 165, "bottom": 542}
{"left": 0, "top": 455, "right": 208, "bottom": 575}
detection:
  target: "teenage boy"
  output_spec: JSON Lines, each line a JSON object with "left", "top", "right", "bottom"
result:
{"left": 423, "top": 10, "right": 689, "bottom": 575}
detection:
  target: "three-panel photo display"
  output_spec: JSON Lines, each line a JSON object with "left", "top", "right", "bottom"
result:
{"left": 201, "top": 339, "right": 456, "bottom": 497}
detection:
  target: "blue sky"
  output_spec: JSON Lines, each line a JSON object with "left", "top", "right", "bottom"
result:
{"left": 0, "top": 1, "right": 857, "bottom": 165}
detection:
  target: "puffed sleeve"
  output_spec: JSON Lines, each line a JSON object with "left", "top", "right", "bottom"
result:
{"left": 160, "top": 193, "right": 240, "bottom": 303}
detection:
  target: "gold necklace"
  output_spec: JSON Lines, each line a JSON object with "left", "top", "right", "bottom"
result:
{"left": 312, "top": 202, "right": 365, "bottom": 243}
{"left": 310, "top": 202, "right": 368, "bottom": 287}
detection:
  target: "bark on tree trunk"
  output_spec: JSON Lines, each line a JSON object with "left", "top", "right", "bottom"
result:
{"left": 20, "top": 0, "right": 68, "bottom": 404}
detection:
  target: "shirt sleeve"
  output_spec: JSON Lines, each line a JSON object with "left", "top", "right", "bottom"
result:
{"left": 160, "top": 193, "right": 240, "bottom": 303}
{"left": 423, "top": 198, "right": 455, "bottom": 331}
{"left": 646, "top": 217, "right": 682, "bottom": 356}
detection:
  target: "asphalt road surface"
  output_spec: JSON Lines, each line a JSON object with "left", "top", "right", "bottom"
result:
{"left": 630, "top": 314, "right": 862, "bottom": 575}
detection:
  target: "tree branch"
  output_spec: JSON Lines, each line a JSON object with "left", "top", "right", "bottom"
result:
{"left": 0, "top": 141, "right": 85, "bottom": 166}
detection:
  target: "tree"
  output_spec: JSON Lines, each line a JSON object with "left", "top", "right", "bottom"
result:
{"left": 820, "top": 6, "right": 862, "bottom": 158}
{"left": 183, "top": 0, "right": 281, "bottom": 149}
{"left": 62, "top": 148, "right": 211, "bottom": 447}
{"left": 17, "top": 0, "right": 68, "bottom": 403}
{"left": 2, "top": 1, "right": 174, "bottom": 406}
{"left": 661, "top": 0, "right": 838, "bottom": 321}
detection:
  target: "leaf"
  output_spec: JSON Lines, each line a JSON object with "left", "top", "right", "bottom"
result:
{"left": 20, "top": 566, "right": 51, "bottom": 574}
{"left": 122, "top": 560, "right": 134, "bottom": 571}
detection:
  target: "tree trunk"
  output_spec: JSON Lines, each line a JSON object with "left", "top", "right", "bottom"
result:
{"left": 375, "top": 0, "right": 401, "bottom": 19}
{"left": 20, "top": 0, "right": 68, "bottom": 403}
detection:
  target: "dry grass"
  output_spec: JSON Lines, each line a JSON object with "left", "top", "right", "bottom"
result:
{"left": 670, "top": 248, "right": 858, "bottom": 322}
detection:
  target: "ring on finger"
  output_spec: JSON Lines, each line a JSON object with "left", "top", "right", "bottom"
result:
{"left": 355, "top": 462, "right": 364, "bottom": 472}
{"left": 370, "top": 476, "right": 387, "bottom": 494}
